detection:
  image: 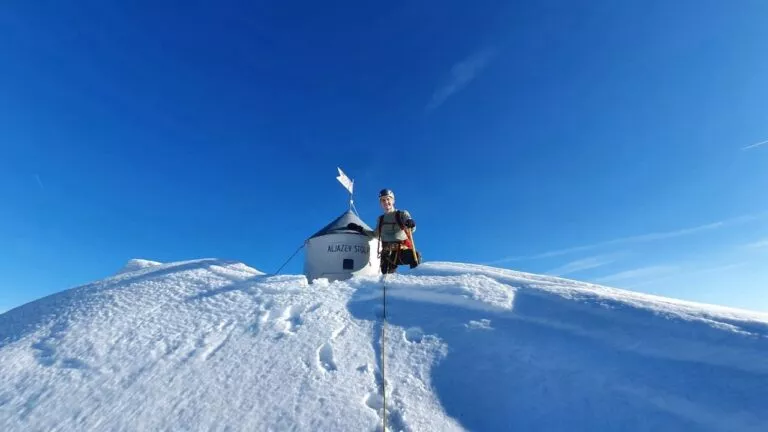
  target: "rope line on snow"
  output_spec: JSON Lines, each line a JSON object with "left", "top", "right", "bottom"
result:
{"left": 272, "top": 242, "right": 306, "bottom": 275}
{"left": 381, "top": 274, "right": 388, "bottom": 432}
{"left": 379, "top": 249, "right": 404, "bottom": 431}
{"left": 381, "top": 275, "right": 387, "bottom": 432}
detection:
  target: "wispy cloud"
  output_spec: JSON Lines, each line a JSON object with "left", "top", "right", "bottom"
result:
{"left": 742, "top": 139, "right": 768, "bottom": 151}
{"left": 595, "top": 265, "right": 679, "bottom": 284}
{"left": 427, "top": 48, "right": 496, "bottom": 111}
{"left": 486, "top": 212, "right": 768, "bottom": 264}
{"left": 695, "top": 262, "right": 750, "bottom": 274}
{"left": 746, "top": 238, "right": 768, "bottom": 249}
{"left": 35, "top": 174, "right": 44, "bottom": 190}
{"left": 546, "top": 254, "right": 621, "bottom": 277}
{"left": 626, "top": 262, "right": 749, "bottom": 289}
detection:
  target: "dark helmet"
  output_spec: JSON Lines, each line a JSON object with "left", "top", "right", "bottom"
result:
{"left": 378, "top": 188, "right": 395, "bottom": 200}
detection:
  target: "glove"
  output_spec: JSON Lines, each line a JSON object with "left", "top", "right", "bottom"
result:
{"left": 347, "top": 223, "right": 363, "bottom": 232}
{"left": 404, "top": 219, "right": 416, "bottom": 228}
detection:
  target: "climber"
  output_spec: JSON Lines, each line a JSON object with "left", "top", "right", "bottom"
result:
{"left": 347, "top": 188, "right": 421, "bottom": 274}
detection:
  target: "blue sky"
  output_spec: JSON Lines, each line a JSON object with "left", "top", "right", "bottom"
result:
{"left": 1, "top": 0, "right": 767, "bottom": 313}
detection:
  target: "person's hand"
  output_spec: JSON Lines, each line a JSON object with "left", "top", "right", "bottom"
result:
{"left": 404, "top": 219, "right": 416, "bottom": 228}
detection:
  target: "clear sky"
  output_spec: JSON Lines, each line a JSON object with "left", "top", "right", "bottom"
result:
{"left": 1, "top": 0, "right": 767, "bottom": 313}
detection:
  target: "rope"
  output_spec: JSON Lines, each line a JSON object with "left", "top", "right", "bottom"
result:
{"left": 381, "top": 273, "right": 389, "bottom": 432}
{"left": 272, "top": 242, "right": 305, "bottom": 275}
{"left": 351, "top": 201, "right": 361, "bottom": 217}
{"left": 380, "top": 248, "right": 399, "bottom": 432}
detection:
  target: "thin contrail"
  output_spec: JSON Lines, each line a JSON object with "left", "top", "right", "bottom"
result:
{"left": 35, "top": 174, "right": 44, "bottom": 190}
{"left": 742, "top": 139, "right": 768, "bottom": 151}
{"left": 485, "top": 211, "right": 768, "bottom": 264}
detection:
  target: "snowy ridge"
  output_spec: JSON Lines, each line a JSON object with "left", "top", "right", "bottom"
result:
{"left": 1, "top": 259, "right": 767, "bottom": 431}
{"left": 115, "top": 258, "right": 163, "bottom": 275}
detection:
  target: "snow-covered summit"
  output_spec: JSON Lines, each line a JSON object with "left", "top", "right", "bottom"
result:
{"left": 1, "top": 259, "right": 766, "bottom": 431}
{"left": 115, "top": 258, "right": 163, "bottom": 275}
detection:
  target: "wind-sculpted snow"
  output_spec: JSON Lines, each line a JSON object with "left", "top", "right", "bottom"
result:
{"left": 115, "top": 258, "right": 163, "bottom": 275}
{"left": 1, "top": 259, "right": 766, "bottom": 431}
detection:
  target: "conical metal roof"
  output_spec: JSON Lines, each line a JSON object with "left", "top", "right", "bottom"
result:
{"left": 309, "top": 210, "right": 373, "bottom": 239}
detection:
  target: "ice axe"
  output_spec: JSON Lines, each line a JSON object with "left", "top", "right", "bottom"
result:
{"left": 405, "top": 226, "right": 419, "bottom": 265}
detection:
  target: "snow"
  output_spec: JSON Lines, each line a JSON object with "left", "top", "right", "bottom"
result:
{"left": 1, "top": 258, "right": 767, "bottom": 431}
{"left": 115, "top": 258, "right": 163, "bottom": 275}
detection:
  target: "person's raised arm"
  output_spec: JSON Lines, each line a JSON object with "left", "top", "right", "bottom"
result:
{"left": 347, "top": 219, "right": 378, "bottom": 238}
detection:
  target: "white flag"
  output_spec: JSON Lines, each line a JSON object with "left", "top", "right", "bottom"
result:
{"left": 336, "top": 167, "right": 354, "bottom": 194}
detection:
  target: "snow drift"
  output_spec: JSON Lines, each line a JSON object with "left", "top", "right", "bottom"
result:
{"left": 1, "top": 258, "right": 767, "bottom": 431}
{"left": 115, "top": 258, "right": 163, "bottom": 275}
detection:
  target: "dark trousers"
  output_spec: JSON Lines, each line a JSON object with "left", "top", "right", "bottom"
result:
{"left": 380, "top": 248, "right": 421, "bottom": 274}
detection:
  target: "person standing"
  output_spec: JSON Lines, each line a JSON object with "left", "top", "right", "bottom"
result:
{"left": 347, "top": 188, "right": 421, "bottom": 274}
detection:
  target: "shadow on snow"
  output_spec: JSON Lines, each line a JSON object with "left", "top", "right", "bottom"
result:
{"left": 347, "top": 285, "right": 768, "bottom": 432}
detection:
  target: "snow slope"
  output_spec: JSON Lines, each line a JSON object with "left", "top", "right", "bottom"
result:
{"left": 1, "top": 258, "right": 767, "bottom": 431}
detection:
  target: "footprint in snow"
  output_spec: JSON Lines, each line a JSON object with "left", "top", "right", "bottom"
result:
{"left": 363, "top": 392, "right": 409, "bottom": 432}
{"left": 183, "top": 321, "right": 234, "bottom": 362}
{"left": 31, "top": 340, "right": 56, "bottom": 367}
{"left": 404, "top": 327, "right": 424, "bottom": 343}
{"left": 60, "top": 358, "right": 89, "bottom": 370}
{"left": 248, "top": 310, "right": 270, "bottom": 335}
{"left": 316, "top": 342, "right": 337, "bottom": 372}
{"left": 200, "top": 332, "right": 231, "bottom": 361}
{"left": 364, "top": 392, "right": 384, "bottom": 411}
{"left": 280, "top": 305, "right": 304, "bottom": 334}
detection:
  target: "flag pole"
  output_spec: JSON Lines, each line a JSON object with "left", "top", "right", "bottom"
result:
{"left": 349, "top": 179, "right": 354, "bottom": 211}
